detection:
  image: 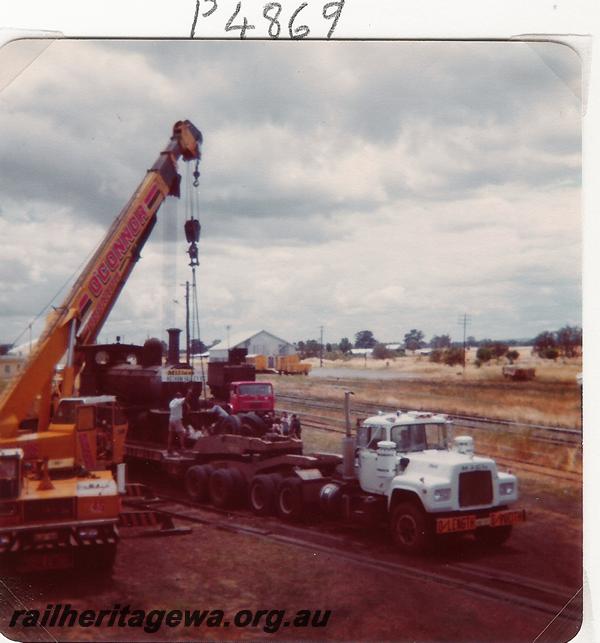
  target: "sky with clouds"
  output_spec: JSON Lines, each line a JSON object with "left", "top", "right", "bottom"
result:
{"left": 0, "top": 38, "right": 581, "bottom": 349}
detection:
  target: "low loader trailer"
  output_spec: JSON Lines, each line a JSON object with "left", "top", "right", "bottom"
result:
{"left": 127, "top": 393, "right": 525, "bottom": 555}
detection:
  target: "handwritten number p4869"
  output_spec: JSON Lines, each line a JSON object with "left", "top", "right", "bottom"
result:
{"left": 225, "top": 2, "right": 256, "bottom": 38}
{"left": 323, "top": 0, "right": 344, "bottom": 39}
{"left": 288, "top": 2, "right": 309, "bottom": 39}
{"left": 263, "top": 3, "right": 283, "bottom": 38}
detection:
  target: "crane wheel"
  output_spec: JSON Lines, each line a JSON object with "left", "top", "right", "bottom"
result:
{"left": 185, "top": 465, "right": 210, "bottom": 502}
{"left": 276, "top": 477, "right": 304, "bottom": 521}
{"left": 389, "top": 502, "right": 432, "bottom": 554}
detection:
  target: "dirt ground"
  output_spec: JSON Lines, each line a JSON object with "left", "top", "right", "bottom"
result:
{"left": 0, "top": 459, "right": 583, "bottom": 643}
{"left": 0, "top": 490, "right": 582, "bottom": 643}
{"left": 0, "top": 363, "right": 584, "bottom": 643}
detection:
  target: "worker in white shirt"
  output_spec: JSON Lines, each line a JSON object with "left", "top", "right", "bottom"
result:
{"left": 168, "top": 391, "right": 186, "bottom": 454}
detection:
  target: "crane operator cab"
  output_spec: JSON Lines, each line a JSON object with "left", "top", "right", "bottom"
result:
{"left": 0, "top": 449, "right": 22, "bottom": 500}
{"left": 51, "top": 396, "right": 128, "bottom": 470}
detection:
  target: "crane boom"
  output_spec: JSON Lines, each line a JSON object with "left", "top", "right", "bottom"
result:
{"left": 0, "top": 120, "right": 203, "bottom": 438}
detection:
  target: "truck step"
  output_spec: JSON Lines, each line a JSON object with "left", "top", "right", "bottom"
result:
{"left": 119, "top": 510, "right": 192, "bottom": 537}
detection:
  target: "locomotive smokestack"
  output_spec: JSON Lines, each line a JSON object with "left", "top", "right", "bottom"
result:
{"left": 167, "top": 328, "right": 182, "bottom": 365}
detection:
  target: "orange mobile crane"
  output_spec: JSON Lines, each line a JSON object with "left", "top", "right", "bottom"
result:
{"left": 0, "top": 120, "right": 203, "bottom": 572}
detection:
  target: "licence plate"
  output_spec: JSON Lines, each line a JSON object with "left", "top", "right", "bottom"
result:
{"left": 490, "top": 509, "right": 526, "bottom": 527}
{"left": 436, "top": 514, "right": 477, "bottom": 534}
{"left": 17, "top": 550, "right": 74, "bottom": 573}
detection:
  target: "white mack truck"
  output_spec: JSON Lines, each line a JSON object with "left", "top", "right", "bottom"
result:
{"left": 334, "top": 407, "right": 525, "bottom": 552}
{"left": 176, "top": 393, "right": 526, "bottom": 555}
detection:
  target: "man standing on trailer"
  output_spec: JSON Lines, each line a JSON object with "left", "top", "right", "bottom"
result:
{"left": 168, "top": 391, "right": 186, "bottom": 453}
{"left": 280, "top": 412, "right": 290, "bottom": 436}
{"left": 290, "top": 414, "right": 302, "bottom": 439}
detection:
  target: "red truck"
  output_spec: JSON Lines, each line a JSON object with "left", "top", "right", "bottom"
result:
{"left": 228, "top": 381, "right": 275, "bottom": 416}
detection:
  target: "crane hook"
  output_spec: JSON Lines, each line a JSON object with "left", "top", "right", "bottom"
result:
{"left": 193, "top": 159, "right": 200, "bottom": 187}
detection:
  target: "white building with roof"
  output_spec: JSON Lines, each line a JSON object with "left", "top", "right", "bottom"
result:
{"left": 208, "top": 330, "right": 296, "bottom": 362}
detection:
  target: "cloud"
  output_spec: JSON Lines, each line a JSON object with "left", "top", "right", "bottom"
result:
{"left": 0, "top": 38, "right": 581, "bottom": 346}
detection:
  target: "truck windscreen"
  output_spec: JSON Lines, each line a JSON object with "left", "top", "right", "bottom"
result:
{"left": 237, "top": 383, "right": 272, "bottom": 396}
{"left": 391, "top": 423, "right": 448, "bottom": 452}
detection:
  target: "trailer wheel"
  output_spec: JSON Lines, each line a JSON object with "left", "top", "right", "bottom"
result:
{"left": 209, "top": 469, "right": 238, "bottom": 508}
{"left": 474, "top": 525, "right": 513, "bottom": 547}
{"left": 229, "top": 467, "right": 247, "bottom": 506}
{"left": 249, "top": 474, "right": 278, "bottom": 515}
{"left": 185, "top": 465, "right": 210, "bottom": 502}
{"left": 389, "top": 502, "right": 431, "bottom": 554}
{"left": 276, "top": 477, "right": 304, "bottom": 521}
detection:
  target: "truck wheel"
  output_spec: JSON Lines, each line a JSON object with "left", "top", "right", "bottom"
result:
{"left": 389, "top": 502, "right": 431, "bottom": 554}
{"left": 209, "top": 469, "right": 237, "bottom": 508}
{"left": 185, "top": 465, "right": 210, "bottom": 502}
{"left": 249, "top": 475, "right": 277, "bottom": 515}
{"left": 475, "top": 525, "right": 513, "bottom": 547}
{"left": 276, "top": 478, "right": 304, "bottom": 521}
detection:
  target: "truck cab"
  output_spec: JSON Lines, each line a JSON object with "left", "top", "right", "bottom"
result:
{"left": 356, "top": 410, "right": 524, "bottom": 552}
{"left": 228, "top": 381, "right": 275, "bottom": 416}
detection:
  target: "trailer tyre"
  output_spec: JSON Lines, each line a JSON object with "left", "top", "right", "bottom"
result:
{"left": 276, "top": 477, "right": 304, "bottom": 521}
{"left": 209, "top": 469, "right": 238, "bottom": 508}
{"left": 389, "top": 502, "right": 431, "bottom": 554}
{"left": 474, "top": 525, "right": 513, "bottom": 547}
{"left": 249, "top": 474, "right": 279, "bottom": 515}
{"left": 185, "top": 465, "right": 210, "bottom": 502}
{"left": 241, "top": 412, "right": 269, "bottom": 437}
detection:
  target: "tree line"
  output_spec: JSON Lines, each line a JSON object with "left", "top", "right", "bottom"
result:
{"left": 293, "top": 325, "right": 582, "bottom": 364}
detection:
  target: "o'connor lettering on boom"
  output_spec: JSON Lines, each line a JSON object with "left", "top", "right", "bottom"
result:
{"left": 78, "top": 184, "right": 160, "bottom": 315}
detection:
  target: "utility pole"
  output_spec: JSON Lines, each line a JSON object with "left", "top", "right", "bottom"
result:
{"left": 226, "top": 324, "right": 231, "bottom": 350}
{"left": 457, "top": 313, "right": 471, "bottom": 372}
{"left": 319, "top": 325, "right": 324, "bottom": 368}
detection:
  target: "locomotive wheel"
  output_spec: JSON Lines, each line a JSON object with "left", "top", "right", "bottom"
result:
{"left": 474, "top": 525, "right": 513, "bottom": 547}
{"left": 185, "top": 465, "right": 210, "bottom": 502}
{"left": 276, "top": 478, "right": 304, "bottom": 521}
{"left": 389, "top": 502, "right": 432, "bottom": 554}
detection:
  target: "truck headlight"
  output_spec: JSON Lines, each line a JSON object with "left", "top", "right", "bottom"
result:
{"left": 499, "top": 481, "right": 515, "bottom": 496}
{"left": 78, "top": 527, "right": 99, "bottom": 539}
{"left": 433, "top": 488, "right": 452, "bottom": 502}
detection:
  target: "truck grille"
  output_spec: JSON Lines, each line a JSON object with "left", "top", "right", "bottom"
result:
{"left": 23, "top": 498, "right": 75, "bottom": 523}
{"left": 458, "top": 470, "right": 493, "bottom": 507}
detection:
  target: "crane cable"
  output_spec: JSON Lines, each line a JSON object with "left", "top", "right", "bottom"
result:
{"left": 184, "top": 163, "right": 206, "bottom": 399}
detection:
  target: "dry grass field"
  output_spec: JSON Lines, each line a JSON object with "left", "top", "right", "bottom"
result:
{"left": 275, "top": 349, "right": 582, "bottom": 429}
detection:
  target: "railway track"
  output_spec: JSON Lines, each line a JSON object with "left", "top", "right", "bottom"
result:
{"left": 295, "top": 415, "right": 579, "bottom": 483}
{"left": 124, "top": 491, "right": 581, "bottom": 627}
{"left": 277, "top": 393, "right": 581, "bottom": 447}
{"left": 277, "top": 393, "right": 582, "bottom": 481}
